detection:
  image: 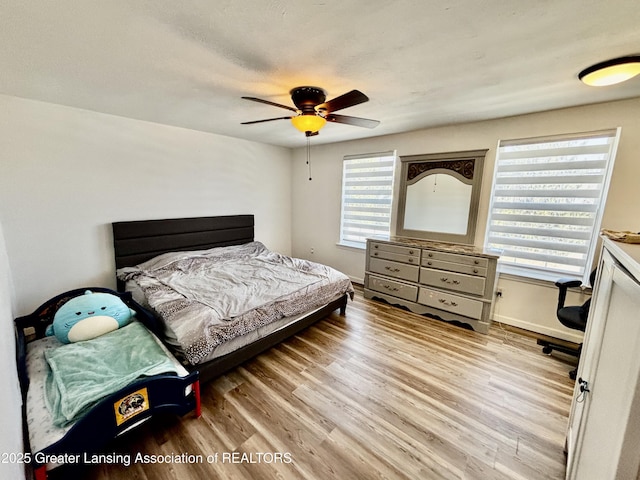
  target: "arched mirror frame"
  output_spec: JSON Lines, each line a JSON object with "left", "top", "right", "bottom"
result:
{"left": 395, "top": 149, "right": 487, "bottom": 245}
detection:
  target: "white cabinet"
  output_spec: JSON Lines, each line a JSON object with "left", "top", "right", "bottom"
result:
{"left": 566, "top": 238, "right": 640, "bottom": 479}
{"left": 364, "top": 236, "right": 499, "bottom": 333}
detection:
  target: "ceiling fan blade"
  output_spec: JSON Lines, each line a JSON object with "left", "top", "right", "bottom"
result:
{"left": 242, "top": 96, "right": 298, "bottom": 113}
{"left": 241, "top": 116, "right": 292, "bottom": 125}
{"left": 325, "top": 113, "right": 380, "bottom": 129}
{"left": 316, "top": 90, "right": 369, "bottom": 113}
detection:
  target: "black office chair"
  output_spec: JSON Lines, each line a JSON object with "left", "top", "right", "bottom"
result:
{"left": 537, "top": 269, "right": 597, "bottom": 380}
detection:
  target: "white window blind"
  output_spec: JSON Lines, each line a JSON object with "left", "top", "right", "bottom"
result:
{"left": 339, "top": 151, "right": 396, "bottom": 248}
{"left": 485, "top": 129, "right": 620, "bottom": 284}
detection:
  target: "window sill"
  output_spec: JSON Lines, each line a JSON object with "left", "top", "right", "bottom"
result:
{"left": 336, "top": 241, "right": 366, "bottom": 251}
{"left": 497, "top": 265, "right": 589, "bottom": 289}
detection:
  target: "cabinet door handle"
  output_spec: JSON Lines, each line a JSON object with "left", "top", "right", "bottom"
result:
{"left": 578, "top": 377, "right": 590, "bottom": 393}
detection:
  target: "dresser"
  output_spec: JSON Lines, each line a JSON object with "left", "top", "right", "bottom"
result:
{"left": 565, "top": 238, "right": 640, "bottom": 479}
{"left": 364, "top": 236, "right": 500, "bottom": 333}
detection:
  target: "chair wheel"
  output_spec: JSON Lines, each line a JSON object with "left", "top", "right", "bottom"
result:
{"left": 542, "top": 346, "right": 552, "bottom": 355}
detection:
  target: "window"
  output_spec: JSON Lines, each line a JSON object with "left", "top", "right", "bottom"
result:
{"left": 485, "top": 129, "right": 620, "bottom": 284}
{"left": 339, "top": 151, "right": 396, "bottom": 248}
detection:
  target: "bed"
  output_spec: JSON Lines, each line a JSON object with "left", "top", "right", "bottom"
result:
{"left": 15, "top": 287, "right": 201, "bottom": 479}
{"left": 112, "top": 214, "right": 353, "bottom": 383}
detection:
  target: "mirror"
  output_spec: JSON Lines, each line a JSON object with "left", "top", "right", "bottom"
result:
{"left": 396, "top": 149, "right": 487, "bottom": 245}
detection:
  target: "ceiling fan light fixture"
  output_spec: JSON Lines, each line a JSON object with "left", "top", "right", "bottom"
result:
{"left": 242, "top": 87, "right": 378, "bottom": 136}
{"left": 579, "top": 55, "right": 640, "bottom": 86}
{"left": 291, "top": 114, "right": 326, "bottom": 134}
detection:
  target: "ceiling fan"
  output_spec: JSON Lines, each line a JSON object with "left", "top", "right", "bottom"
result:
{"left": 241, "top": 86, "right": 380, "bottom": 136}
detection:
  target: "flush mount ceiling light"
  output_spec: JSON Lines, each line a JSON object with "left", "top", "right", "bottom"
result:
{"left": 578, "top": 55, "right": 640, "bottom": 86}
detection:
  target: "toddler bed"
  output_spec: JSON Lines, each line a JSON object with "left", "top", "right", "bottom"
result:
{"left": 112, "top": 214, "right": 353, "bottom": 383}
{"left": 15, "top": 287, "right": 201, "bottom": 479}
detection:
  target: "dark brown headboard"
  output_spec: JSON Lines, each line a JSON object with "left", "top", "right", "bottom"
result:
{"left": 112, "top": 214, "right": 254, "bottom": 269}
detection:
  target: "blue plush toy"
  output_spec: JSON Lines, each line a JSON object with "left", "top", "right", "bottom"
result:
{"left": 45, "top": 290, "right": 136, "bottom": 344}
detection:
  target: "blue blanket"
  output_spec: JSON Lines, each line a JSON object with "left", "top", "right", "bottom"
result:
{"left": 44, "top": 321, "right": 179, "bottom": 427}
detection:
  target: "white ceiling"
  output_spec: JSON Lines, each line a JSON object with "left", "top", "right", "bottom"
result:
{"left": 2, "top": 0, "right": 640, "bottom": 148}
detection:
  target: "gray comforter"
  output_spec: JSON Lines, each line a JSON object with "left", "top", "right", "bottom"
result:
{"left": 117, "top": 242, "right": 353, "bottom": 365}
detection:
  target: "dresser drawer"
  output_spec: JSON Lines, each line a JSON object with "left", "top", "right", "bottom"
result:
{"left": 419, "top": 268, "right": 486, "bottom": 296}
{"left": 369, "top": 257, "right": 420, "bottom": 282}
{"left": 370, "top": 242, "right": 420, "bottom": 265}
{"left": 370, "top": 249, "right": 420, "bottom": 265}
{"left": 422, "top": 250, "right": 488, "bottom": 269}
{"left": 367, "top": 275, "right": 418, "bottom": 302}
{"left": 421, "top": 258, "right": 487, "bottom": 277}
{"left": 418, "top": 287, "right": 484, "bottom": 320}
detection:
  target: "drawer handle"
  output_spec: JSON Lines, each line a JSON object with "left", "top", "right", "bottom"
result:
{"left": 374, "top": 245, "right": 379, "bottom": 249}
{"left": 440, "top": 277, "right": 461, "bottom": 285}
{"left": 385, "top": 266, "right": 401, "bottom": 273}
{"left": 427, "top": 261, "right": 433, "bottom": 266}
{"left": 373, "top": 252, "right": 379, "bottom": 256}
{"left": 409, "top": 250, "right": 414, "bottom": 254}
{"left": 473, "top": 268, "right": 478, "bottom": 274}
{"left": 474, "top": 260, "right": 479, "bottom": 264}
{"left": 428, "top": 253, "right": 433, "bottom": 258}
{"left": 383, "top": 285, "right": 399, "bottom": 292}
{"left": 438, "top": 298, "right": 458, "bottom": 307}
{"left": 408, "top": 258, "right": 414, "bottom": 263}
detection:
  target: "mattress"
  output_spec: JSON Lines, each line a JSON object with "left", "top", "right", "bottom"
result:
{"left": 118, "top": 242, "right": 354, "bottom": 366}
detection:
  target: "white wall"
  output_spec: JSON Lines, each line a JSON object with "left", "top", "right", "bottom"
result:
{"left": 0, "top": 95, "right": 293, "bottom": 316}
{"left": 291, "top": 97, "right": 640, "bottom": 342}
{"left": 0, "top": 220, "right": 26, "bottom": 480}
{"left": 2, "top": 93, "right": 639, "bottom": 341}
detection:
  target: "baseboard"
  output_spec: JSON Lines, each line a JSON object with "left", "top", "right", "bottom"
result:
{"left": 493, "top": 312, "right": 584, "bottom": 344}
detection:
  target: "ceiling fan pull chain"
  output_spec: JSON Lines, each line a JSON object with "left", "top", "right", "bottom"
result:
{"left": 307, "top": 136, "right": 312, "bottom": 181}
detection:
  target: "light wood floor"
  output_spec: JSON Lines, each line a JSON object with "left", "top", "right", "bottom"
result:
{"left": 68, "top": 287, "right": 577, "bottom": 480}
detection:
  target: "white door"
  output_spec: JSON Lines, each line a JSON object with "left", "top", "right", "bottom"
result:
{"left": 567, "top": 252, "right": 640, "bottom": 479}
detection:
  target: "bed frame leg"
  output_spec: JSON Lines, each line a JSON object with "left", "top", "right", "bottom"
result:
{"left": 193, "top": 380, "right": 202, "bottom": 418}
{"left": 340, "top": 295, "right": 347, "bottom": 316}
{"left": 34, "top": 465, "right": 47, "bottom": 480}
